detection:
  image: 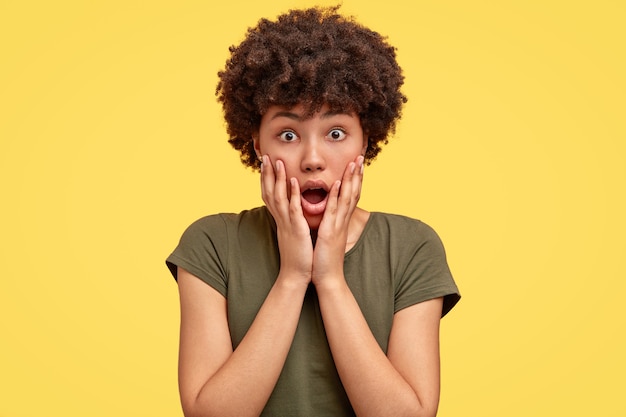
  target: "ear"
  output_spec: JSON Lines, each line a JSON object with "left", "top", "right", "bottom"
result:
{"left": 361, "top": 136, "right": 368, "bottom": 156}
{"left": 252, "top": 134, "right": 262, "bottom": 160}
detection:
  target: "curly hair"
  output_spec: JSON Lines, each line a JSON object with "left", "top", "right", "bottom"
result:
{"left": 216, "top": 6, "right": 407, "bottom": 170}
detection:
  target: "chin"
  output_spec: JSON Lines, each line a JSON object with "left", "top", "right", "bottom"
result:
{"left": 304, "top": 215, "right": 322, "bottom": 230}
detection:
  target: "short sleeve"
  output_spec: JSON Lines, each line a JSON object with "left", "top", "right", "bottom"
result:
{"left": 165, "top": 215, "right": 229, "bottom": 297}
{"left": 394, "top": 221, "right": 460, "bottom": 317}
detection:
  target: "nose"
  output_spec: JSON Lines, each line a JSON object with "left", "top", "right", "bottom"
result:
{"left": 300, "top": 138, "right": 325, "bottom": 172}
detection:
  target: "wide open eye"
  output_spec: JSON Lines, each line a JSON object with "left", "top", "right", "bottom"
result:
{"left": 279, "top": 130, "right": 298, "bottom": 142}
{"left": 328, "top": 128, "right": 346, "bottom": 141}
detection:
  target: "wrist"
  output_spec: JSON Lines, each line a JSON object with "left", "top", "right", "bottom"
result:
{"left": 276, "top": 270, "right": 311, "bottom": 290}
{"left": 312, "top": 273, "right": 348, "bottom": 294}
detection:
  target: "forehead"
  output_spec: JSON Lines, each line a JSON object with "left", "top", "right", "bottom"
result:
{"left": 263, "top": 103, "right": 356, "bottom": 121}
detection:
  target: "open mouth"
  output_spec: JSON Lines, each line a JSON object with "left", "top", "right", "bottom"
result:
{"left": 299, "top": 181, "right": 330, "bottom": 217}
{"left": 302, "top": 188, "right": 328, "bottom": 204}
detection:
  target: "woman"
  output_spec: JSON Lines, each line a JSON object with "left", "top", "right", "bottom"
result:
{"left": 166, "top": 6, "right": 460, "bottom": 416}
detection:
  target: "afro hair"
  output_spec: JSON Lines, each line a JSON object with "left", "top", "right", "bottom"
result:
{"left": 216, "top": 6, "right": 407, "bottom": 170}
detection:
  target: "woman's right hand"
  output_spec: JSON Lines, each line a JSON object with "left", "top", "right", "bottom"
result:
{"left": 260, "top": 155, "right": 313, "bottom": 284}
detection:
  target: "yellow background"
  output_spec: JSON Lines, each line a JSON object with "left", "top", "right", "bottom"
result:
{"left": 1, "top": 0, "right": 624, "bottom": 415}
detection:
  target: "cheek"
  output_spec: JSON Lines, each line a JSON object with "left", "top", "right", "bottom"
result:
{"left": 270, "top": 153, "right": 298, "bottom": 181}
{"left": 273, "top": 153, "right": 292, "bottom": 170}
{"left": 335, "top": 153, "right": 359, "bottom": 171}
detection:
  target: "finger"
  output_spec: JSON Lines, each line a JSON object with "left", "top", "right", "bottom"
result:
{"left": 346, "top": 155, "right": 364, "bottom": 203}
{"left": 272, "top": 159, "right": 290, "bottom": 216}
{"left": 324, "top": 179, "right": 342, "bottom": 218}
{"left": 337, "top": 156, "right": 364, "bottom": 222}
{"left": 336, "top": 161, "right": 357, "bottom": 216}
{"left": 352, "top": 155, "right": 364, "bottom": 200}
{"left": 288, "top": 177, "right": 305, "bottom": 224}
{"left": 260, "top": 155, "right": 275, "bottom": 204}
{"left": 262, "top": 156, "right": 288, "bottom": 222}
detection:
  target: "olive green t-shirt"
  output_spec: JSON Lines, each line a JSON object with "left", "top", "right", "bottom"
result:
{"left": 166, "top": 206, "right": 460, "bottom": 416}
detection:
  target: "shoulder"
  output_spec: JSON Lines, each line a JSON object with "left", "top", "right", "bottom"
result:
{"left": 350, "top": 212, "right": 460, "bottom": 316}
{"left": 168, "top": 207, "right": 272, "bottom": 258}
{"left": 166, "top": 207, "right": 273, "bottom": 285}
{"left": 368, "top": 212, "right": 442, "bottom": 247}
{"left": 370, "top": 213, "right": 460, "bottom": 316}
{"left": 181, "top": 206, "right": 271, "bottom": 239}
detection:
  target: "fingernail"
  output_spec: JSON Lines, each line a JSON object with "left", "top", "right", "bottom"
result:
{"left": 350, "top": 162, "right": 356, "bottom": 174}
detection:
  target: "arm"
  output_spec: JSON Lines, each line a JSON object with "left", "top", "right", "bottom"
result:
{"left": 178, "top": 156, "right": 314, "bottom": 417}
{"left": 313, "top": 156, "right": 443, "bottom": 416}
{"left": 315, "top": 284, "right": 443, "bottom": 417}
{"left": 177, "top": 267, "right": 308, "bottom": 417}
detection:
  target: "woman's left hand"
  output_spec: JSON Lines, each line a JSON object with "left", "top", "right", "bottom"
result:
{"left": 311, "top": 155, "right": 364, "bottom": 285}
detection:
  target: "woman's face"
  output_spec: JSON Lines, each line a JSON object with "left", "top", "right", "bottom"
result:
{"left": 254, "top": 103, "right": 367, "bottom": 229}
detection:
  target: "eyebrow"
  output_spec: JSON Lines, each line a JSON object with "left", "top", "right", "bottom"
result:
{"left": 270, "top": 110, "right": 353, "bottom": 121}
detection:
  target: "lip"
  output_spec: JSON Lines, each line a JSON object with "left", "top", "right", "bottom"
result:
{"left": 299, "top": 179, "right": 329, "bottom": 217}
